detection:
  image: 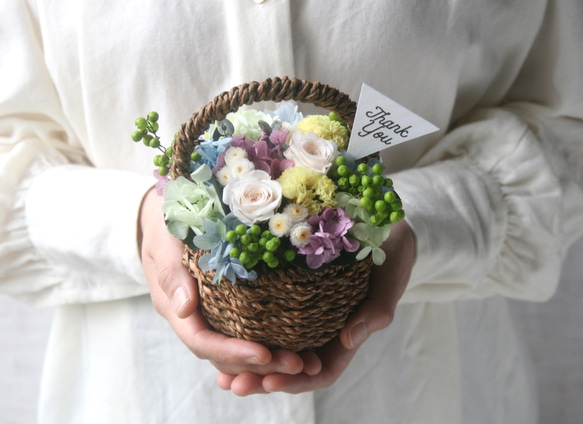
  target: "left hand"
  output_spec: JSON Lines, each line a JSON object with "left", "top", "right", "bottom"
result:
{"left": 216, "top": 219, "right": 416, "bottom": 395}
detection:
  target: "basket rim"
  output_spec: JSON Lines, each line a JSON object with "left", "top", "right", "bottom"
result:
{"left": 171, "top": 76, "right": 357, "bottom": 178}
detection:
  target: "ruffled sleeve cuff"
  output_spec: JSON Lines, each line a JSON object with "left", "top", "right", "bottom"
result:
{"left": 19, "top": 165, "right": 155, "bottom": 307}
{"left": 394, "top": 108, "right": 581, "bottom": 304}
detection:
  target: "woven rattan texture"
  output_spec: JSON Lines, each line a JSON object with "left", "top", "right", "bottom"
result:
{"left": 184, "top": 247, "right": 371, "bottom": 351}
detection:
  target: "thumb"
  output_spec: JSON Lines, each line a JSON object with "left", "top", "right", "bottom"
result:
{"left": 139, "top": 187, "right": 198, "bottom": 319}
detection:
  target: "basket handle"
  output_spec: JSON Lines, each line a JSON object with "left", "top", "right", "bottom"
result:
{"left": 172, "top": 77, "right": 356, "bottom": 178}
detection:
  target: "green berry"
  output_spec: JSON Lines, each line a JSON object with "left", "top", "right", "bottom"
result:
{"left": 240, "top": 234, "right": 252, "bottom": 245}
{"left": 337, "top": 164, "right": 349, "bottom": 177}
{"left": 357, "top": 163, "right": 369, "bottom": 175}
{"left": 363, "top": 187, "right": 377, "bottom": 199}
{"left": 375, "top": 200, "right": 388, "bottom": 212}
{"left": 239, "top": 251, "right": 250, "bottom": 264}
{"left": 335, "top": 155, "right": 347, "bottom": 167}
{"left": 329, "top": 111, "right": 341, "bottom": 121}
{"left": 361, "top": 175, "right": 372, "bottom": 187}
{"left": 372, "top": 175, "right": 385, "bottom": 186}
{"left": 390, "top": 210, "right": 405, "bottom": 223}
{"left": 262, "top": 251, "right": 275, "bottom": 263}
{"left": 142, "top": 134, "right": 153, "bottom": 146}
{"left": 337, "top": 177, "right": 349, "bottom": 189}
{"left": 149, "top": 138, "right": 160, "bottom": 148}
{"left": 262, "top": 230, "right": 273, "bottom": 239}
{"left": 370, "top": 215, "right": 381, "bottom": 226}
{"left": 190, "top": 151, "right": 202, "bottom": 162}
{"left": 267, "top": 259, "right": 279, "bottom": 268}
{"left": 147, "top": 111, "right": 159, "bottom": 122}
{"left": 135, "top": 117, "right": 148, "bottom": 130}
{"left": 229, "top": 247, "right": 241, "bottom": 258}
{"left": 359, "top": 197, "right": 373, "bottom": 210}
{"left": 158, "top": 165, "right": 169, "bottom": 176}
{"left": 384, "top": 191, "right": 397, "bottom": 203}
{"left": 226, "top": 230, "right": 238, "bottom": 243}
{"left": 131, "top": 130, "right": 144, "bottom": 142}
{"left": 166, "top": 147, "right": 174, "bottom": 158}
{"left": 284, "top": 250, "right": 296, "bottom": 262}
{"left": 249, "top": 225, "right": 262, "bottom": 237}
{"left": 371, "top": 163, "right": 384, "bottom": 175}
{"left": 149, "top": 122, "right": 159, "bottom": 132}
{"left": 265, "top": 238, "right": 280, "bottom": 252}
{"left": 247, "top": 242, "right": 259, "bottom": 252}
{"left": 384, "top": 178, "right": 394, "bottom": 188}
{"left": 391, "top": 199, "right": 403, "bottom": 211}
{"left": 349, "top": 174, "right": 360, "bottom": 187}
{"left": 235, "top": 225, "right": 247, "bottom": 236}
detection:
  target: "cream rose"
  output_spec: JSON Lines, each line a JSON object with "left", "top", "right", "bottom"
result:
{"left": 284, "top": 131, "right": 338, "bottom": 174}
{"left": 222, "top": 170, "right": 282, "bottom": 225}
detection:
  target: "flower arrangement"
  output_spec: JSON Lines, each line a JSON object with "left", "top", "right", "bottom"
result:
{"left": 131, "top": 102, "right": 404, "bottom": 284}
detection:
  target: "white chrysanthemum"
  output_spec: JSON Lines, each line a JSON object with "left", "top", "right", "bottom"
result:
{"left": 216, "top": 166, "right": 232, "bottom": 186}
{"left": 268, "top": 213, "right": 293, "bottom": 237}
{"left": 289, "top": 222, "right": 312, "bottom": 248}
{"left": 283, "top": 203, "right": 309, "bottom": 223}
{"left": 224, "top": 147, "right": 248, "bottom": 165}
{"left": 228, "top": 158, "right": 255, "bottom": 178}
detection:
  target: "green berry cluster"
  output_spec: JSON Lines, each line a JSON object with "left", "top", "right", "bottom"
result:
{"left": 333, "top": 156, "right": 404, "bottom": 226}
{"left": 227, "top": 224, "right": 296, "bottom": 270}
{"left": 131, "top": 111, "right": 173, "bottom": 176}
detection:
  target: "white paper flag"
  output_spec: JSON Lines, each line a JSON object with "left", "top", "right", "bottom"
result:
{"left": 347, "top": 83, "right": 439, "bottom": 159}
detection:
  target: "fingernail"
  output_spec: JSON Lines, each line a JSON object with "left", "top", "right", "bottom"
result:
{"left": 349, "top": 322, "right": 368, "bottom": 349}
{"left": 244, "top": 356, "right": 261, "bottom": 365}
{"left": 172, "top": 286, "right": 190, "bottom": 315}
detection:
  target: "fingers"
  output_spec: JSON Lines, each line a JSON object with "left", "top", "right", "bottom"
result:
{"left": 216, "top": 350, "right": 323, "bottom": 395}
{"left": 262, "top": 338, "right": 357, "bottom": 394}
{"left": 340, "top": 220, "right": 416, "bottom": 350}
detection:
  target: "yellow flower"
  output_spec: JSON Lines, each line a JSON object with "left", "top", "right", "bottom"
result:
{"left": 277, "top": 166, "right": 337, "bottom": 215}
{"left": 296, "top": 115, "right": 349, "bottom": 150}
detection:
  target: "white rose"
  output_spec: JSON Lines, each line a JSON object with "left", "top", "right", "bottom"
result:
{"left": 222, "top": 170, "right": 282, "bottom": 225}
{"left": 284, "top": 131, "right": 338, "bottom": 174}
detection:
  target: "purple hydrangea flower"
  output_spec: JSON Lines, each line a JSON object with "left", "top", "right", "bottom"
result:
{"left": 299, "top": 207, "right": 360, "bottom": 269}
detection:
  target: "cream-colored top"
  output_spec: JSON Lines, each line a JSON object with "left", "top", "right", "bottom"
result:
{"left": 1, "top": 0, "right": 582, "bottom": 423}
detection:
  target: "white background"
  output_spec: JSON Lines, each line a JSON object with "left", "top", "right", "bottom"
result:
{"left": 1, "top": 238, "right": 582, "bottom": 424}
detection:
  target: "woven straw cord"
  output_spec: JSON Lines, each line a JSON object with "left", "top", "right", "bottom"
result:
{"left": 184, "top": 247, "right": 372, "bottom": 351}
{"left": 172, "top": 76, "right": 357, "bottom": 178}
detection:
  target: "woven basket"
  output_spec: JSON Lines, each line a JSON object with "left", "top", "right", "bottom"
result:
{"left": 172, "top": 77, "right": 372, "bottom": 351}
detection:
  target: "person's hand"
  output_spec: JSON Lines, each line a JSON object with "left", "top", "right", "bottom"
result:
{"left": 138, "top": 187, "right": 322, "bottom": 394}
{"left": 216, "top": 219, "right": 416, "bottom": 394}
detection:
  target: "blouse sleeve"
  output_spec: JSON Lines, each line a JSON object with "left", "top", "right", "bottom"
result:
{"left": 0, "top": 0, "right": 153, "bottom": 307}
{"left": 397, "top": 0, "right": 583, "bottom": 303}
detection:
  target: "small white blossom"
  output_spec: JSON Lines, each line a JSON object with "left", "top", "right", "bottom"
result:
{"left": 228, "top": 158, "right": 255, "bottom": 178}
{"left": 224, "top": 146, "right": 248, "bottom": 165}
{"left": 283, "top": 203, "right": 308, "bottom": 223}
{"left": 269, "top": 213, "right": 293, "bottom": 237}
{"left": 289, "top": 222, "right": 312, "bottom": 248}
{"left": 216, "top": 166, "right": 232, "bottom": 186}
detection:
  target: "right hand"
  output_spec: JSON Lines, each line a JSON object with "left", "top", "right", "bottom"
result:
{"left": 137, "top": 187, "right": 322, "bottom": 395}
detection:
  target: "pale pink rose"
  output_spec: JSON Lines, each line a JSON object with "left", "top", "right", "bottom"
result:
{"left": 284, "top": 131, "right": 338, "bottom": 174}
{"left": 222, "top": 170, "right": 282, "bottom": 225}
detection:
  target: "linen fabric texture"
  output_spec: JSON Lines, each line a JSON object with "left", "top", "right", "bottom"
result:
{"left": 1, "top": 0, "right": 583, "bottom": 423}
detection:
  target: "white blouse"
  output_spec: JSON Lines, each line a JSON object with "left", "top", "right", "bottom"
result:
{"left": 1, "top": 0, "right": 582, "bottom": 423}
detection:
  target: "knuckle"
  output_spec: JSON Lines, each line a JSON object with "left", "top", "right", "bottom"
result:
{"left": 157, "top": 265, "right": 177, "bottom": 293}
